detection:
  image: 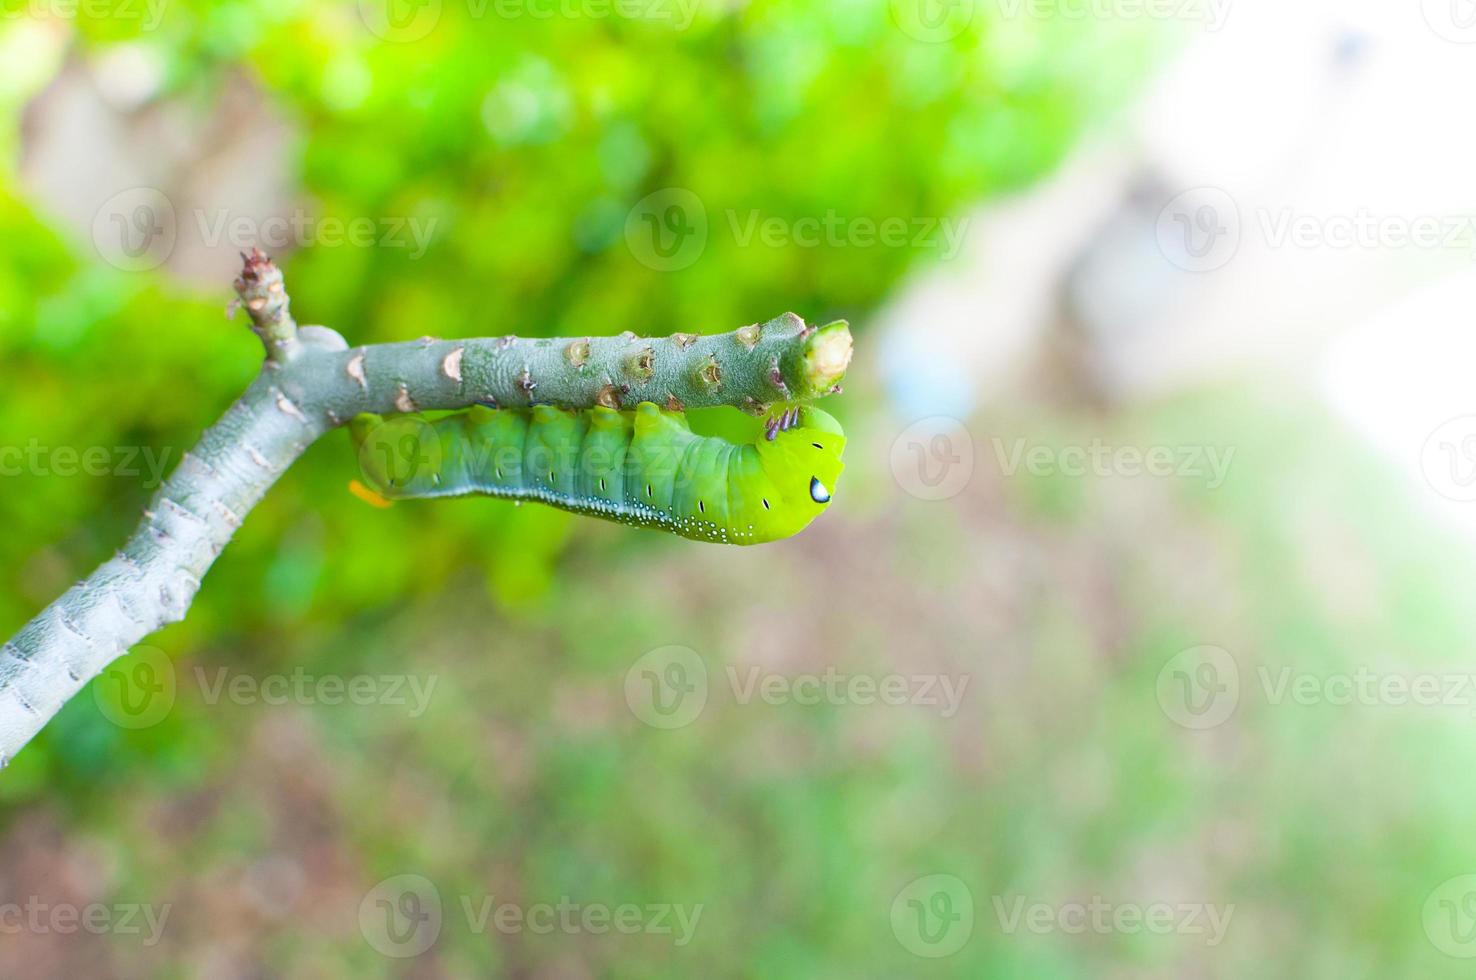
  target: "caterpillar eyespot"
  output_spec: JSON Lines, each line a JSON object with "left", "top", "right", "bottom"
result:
{"left": 350, "top": 401, "right": 845, "bottom": 545}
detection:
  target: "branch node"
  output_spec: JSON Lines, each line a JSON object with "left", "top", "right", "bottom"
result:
{"left": 233, "top": 249, "right": 301, "bottom": 364}
{"left": 625, "top": 347, "right": 656, "bottom": 383}
{"left": 795, "top": 319, "right": 853, "bottom": 400}
{"left": 274, "top": 389, "right": 308, "bottom": 423}
{"left": 696, "top": 355, "right": 723, "bottom": 392}
{"left": 442, "top": 347, "right": 466, "bottom": 383}
{"left": 565, "top": 340, "right": 591, "bottom": 368}
{"left": 346, "top": 352, "right": 368, "bottom": 389}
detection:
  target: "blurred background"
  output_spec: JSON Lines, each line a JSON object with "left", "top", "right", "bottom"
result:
{"left": 3, "top": 0, "right": 1476, "bottom": 975}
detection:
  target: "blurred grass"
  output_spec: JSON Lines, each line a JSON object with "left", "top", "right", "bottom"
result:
{"left": 12, "top": 380, "right": 1476, "bottom": 977}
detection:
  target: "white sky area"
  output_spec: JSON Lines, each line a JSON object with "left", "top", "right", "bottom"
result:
{"left": 881, "top": 0, "right": 1476, "bottom": 536}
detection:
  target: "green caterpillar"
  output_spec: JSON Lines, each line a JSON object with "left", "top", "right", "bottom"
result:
{"left": 350, "top": 402, "right": 845, "bottom": 545}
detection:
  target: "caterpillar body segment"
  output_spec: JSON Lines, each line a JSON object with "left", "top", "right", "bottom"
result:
{"left": 351, "top": 402, "right": 845, "bottom": 545}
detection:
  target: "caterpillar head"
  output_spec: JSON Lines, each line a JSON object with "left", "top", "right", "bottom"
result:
{"left": 752, "top": 405, "right": 846, "bottom": 538}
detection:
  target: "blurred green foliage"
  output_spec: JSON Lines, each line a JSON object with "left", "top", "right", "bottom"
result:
{"left": 0, "top": 2, "right": 1159, "bottom": 779}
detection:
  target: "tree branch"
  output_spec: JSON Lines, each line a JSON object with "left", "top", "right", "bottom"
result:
{"left": 0, "top": 251, "right": 852, "bottom": 767}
